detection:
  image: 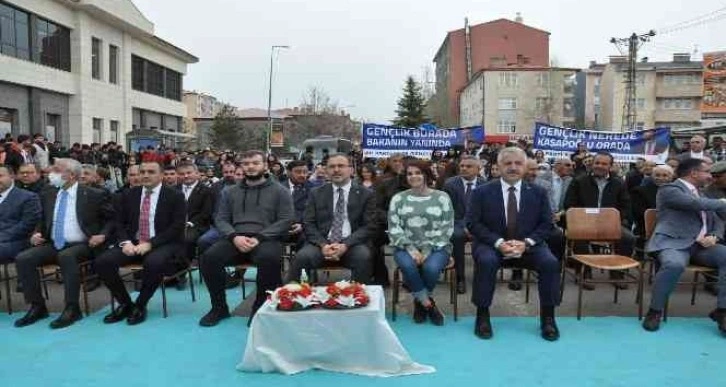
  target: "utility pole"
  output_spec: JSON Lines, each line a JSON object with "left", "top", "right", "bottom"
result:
{"left": 465, "top": 17, "right": 472, "bottom": 81}
{"left": 611, "top": 30, "right": 655, "bottom": 131}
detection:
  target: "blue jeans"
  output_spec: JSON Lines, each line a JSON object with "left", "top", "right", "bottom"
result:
{"left": 197, "top": 227, "right": 222, "bottom": 254}
{"left": 394, "top": 248, "right": 450, "bottom": 302}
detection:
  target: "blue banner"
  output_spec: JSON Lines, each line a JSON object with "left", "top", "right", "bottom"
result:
{"left": 361, "top": 123, "right": 484, "bottom": 159}
{"left": 533, "top": 122, "right": 671, "bottom": 163}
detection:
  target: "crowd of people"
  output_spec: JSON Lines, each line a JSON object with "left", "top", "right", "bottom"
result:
{"left": 2, "top": 132, "right": 726, "bottom": 341}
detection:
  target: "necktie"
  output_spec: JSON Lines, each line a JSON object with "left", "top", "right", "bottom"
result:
{"left": 465, "top": 182, "right": 473, "bottom": 203}
{"left": 53, "top": 190, "right": 68, "bottom": 250}
{"left": 691, "top": 188, "right": 708, "bottom": 239}
{"left": 506, "top": 186, "right": 518, "bottom": 239}
{"left": 329, "top": 187, "right": 345, "bottom": 242}
{"left": 139, "top": 189, "right": 152, "bottom": 242}
{"left": 293, "top": 184, "right": 305, "bottom": 202}
{"left": 184, "top": 185, "right": 192, "bottom": 200}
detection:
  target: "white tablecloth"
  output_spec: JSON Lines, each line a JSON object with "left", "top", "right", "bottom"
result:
{"left": 237, "top": 286, "right": 435, "bottom": 377}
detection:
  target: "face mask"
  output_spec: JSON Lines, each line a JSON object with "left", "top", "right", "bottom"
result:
{"left": 48, "top": 172, "right": 66, "bottom": 188}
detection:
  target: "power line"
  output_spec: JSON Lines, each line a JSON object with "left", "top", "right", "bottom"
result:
{"left": 658, "top": 8, "right": 726, "bottom": 34}
{"left": 656, "top": 5, "right": 726, "bottom": 32}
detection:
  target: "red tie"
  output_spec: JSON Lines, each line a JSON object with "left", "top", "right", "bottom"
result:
{"left": 139, "top": 190, "right": 152, "bottom": 242}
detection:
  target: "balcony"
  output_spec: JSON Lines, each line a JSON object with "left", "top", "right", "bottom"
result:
{"left": 655, "top": 82, "right": 702, "bottom": 98}
{"left": 654, "top": 109, "right": 701, "bottom": 122}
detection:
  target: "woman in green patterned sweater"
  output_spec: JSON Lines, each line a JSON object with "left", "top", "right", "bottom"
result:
{"left": 388, "top": 159, "right": 454, "bottom": 325}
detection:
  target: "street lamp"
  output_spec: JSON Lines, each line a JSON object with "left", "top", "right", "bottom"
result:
{"left": 266, "top": 45, "right": 290, "bottom": 155}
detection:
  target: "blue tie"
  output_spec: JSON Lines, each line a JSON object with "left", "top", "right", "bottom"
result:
{"left": 53, "top": 190, "right": 68, "bottom": 250}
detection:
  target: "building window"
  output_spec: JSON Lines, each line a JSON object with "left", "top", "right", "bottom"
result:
{"left": 636, "top": 98, "right": 646, "bottom": 109}
{"left": 165, "top": 70, "right": 182, "bottom": 101}
{"left": 0, "top": 4, "right": 29, "bottom": 60}
{"left": 0, "top": 107, "right": 14, "bottom": 137}
{"left": 663, "top": 73, "right": 701, "bottom": 85}
{"left": 499, "top": 72, "right": 518, "bottom": 88}
{"left": 110, "top": 120, "right": 119, "bottom": 143}
{"left": 563, "top": 97, "right": 575, "bottom": 117}
{"left": 536, "top": 97, "right": 550, "bottom": 111}
{"left": 92, "top": 118, "right": 102, "bottom": 143}
{"left": 109, "top": 44, "right": 118, "bottom": 84}
{"left": 498, "top": 97, "right": 517, "bottom": 110}
{"left": 91, "top": 37, "right": 101, "bottom": 80}
{"left": 636, "top": 73, "right": 645, "bottom": 85}
{"left": 1, "top": 4, "right": 69, "bottom": 70}
{"left": 497, "top": 110, "right": 516, "bottom": 133}
{"left": 131, "top": 54, "right": 185, "bottom": 101}
{"left": 46, "top": 113, "right": 59, "bottom": 142}
{"left": 132, "top": 55, "right": 145, "bottom": 91}
{"left": 661, "top": 98, "right": 694, "bottom": 110}
{"left": 536, "top": 73, "right": 549, "bottom": 87}
{"left": 636, "top": 122, "right": 645, "bottom": 131}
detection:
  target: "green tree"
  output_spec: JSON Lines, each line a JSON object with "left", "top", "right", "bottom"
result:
{"left": 209, "top": 104, "right": 242, "bottom": 150}
{"left": 393, "top": 76, "right": 428, "bottom": 128}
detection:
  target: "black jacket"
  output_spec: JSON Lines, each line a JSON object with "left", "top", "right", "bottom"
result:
{"left": 304, "top": 182, "right": 375, "bottom": 247}
{"left": 114, "top": 185, "right": 185, "bottom": 247}
{"left": 564, "top": 173, "right": 632, "bottom": 227}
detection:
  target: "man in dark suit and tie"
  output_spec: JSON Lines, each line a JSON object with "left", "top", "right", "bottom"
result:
{"left": 286, "top": 154, "right": 375, "bottom": 284}
{"left": 14, "top": 158, "right": 114, "bottom": 329}
{"left": 0, "top": 164, "right": 41, "bottom": 268}
{"left": 198, "top": 150, "right": 293, "bottom": 327}
{"left": 443, "top": 155, "right": 486, "bottom": 294}
{"left": 95, "top": 161, "right": 186, "bottom": 325}
{"left": 643, "top": 158, "right": 726, "bottom": 334}
{"left": 280, "top": 160, "right": 320, "bottom": 248}
{"left": 177, "top": 162, "right": 213, "bottom": 262}
{"left": 466, "top": 147, "right": 561, "bottom": 341}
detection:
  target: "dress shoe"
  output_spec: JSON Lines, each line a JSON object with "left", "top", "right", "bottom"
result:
{"left": 103, "top": 303, "right": 133, "bottom": 324}
{"left": 456, "top": 280, "right": 467, "bottom": 294}
{"left": 426, "top": 298, "right": 444, "bottom": 326}
{"left": 642, "top": 309, "right": 662, "bottom": 332}
{"left": 508, "top": 270, "right": 523, "bottom": 291}
{"left": 126, "top": 305, "right": 147, "bottom": 325}
{"left": 199, "top": 306, "right": 231, "bottom": 327}
{"left": 14, "top": 305, "right": 49, "bottom": 328}
{"left": 540, "top": 316, "right": 560, "bottom": 341}
{"left": 708, "top": 309, "right": 726, "bottom": 335}
{"left": 412, "top": 299, "right": 427, "bottom": 324}
{"left": 49, "top": 304, "right": 82, "bottom": 329}
{"left": 474, "top": 309, "right": 493, "bottom": 339}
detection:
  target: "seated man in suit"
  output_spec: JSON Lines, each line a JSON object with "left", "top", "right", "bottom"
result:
{"left": 0, "top": 164, "right": 41, "bottom": 267}
{"left": 198, "top": 150, "right": 293, "bottom": 327}
{"left": 280, "top": 160, "right": 320, "bottom": 249}
{"left": 14, "top": 158, "right": 114, "bottom": 329}
{"left": 643, "top": 158, "right": 726, "bottom": 334}
{"left": 95, "top": 161, "right": 186, "bottom": 326}
{"left": 632, "top": 164, "right": 673, "bottom": 238}
{"left": 286, "top": 154, "right": 374, "bottom": 284}
{"left": 466, "top": 147, "right": 561, "bottom": 341}
{"left": 15, "top": 163, "right": 47, "bottom": 194}
{"left": 177, "top": 162, "right": 213, "bottom": 262}
{"left": 442, "top": 155, "right": 486, "bottom": 294}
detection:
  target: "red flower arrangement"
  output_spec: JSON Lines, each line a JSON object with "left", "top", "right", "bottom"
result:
{"left": 317, "top": 281, "right": 370, "bottom": 309}
{"left": 267, "top": 283, "right": 319, "bottom": 311}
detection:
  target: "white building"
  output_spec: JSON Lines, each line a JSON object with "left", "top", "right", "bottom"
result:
{"left": 0, "top": 0, "right": 198, "bottom": 148}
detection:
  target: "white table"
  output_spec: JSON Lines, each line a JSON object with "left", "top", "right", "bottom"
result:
{"left": 237, "top": 286, "right": 435, "bottom": 377}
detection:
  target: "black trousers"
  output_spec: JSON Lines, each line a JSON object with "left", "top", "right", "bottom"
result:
{"left": 95, "top": 244, "right": 181, "bottom": 308}
{"left": 15, "top": 243, "right": 92, "bottom": 307}
{"left": 286, "top": 243, "right": 372, "bottom": 284}
{"left": 200, "top": 239, "right": 283, "bottom": 311}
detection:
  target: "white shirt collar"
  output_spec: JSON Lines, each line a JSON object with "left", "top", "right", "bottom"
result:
{"left": 145, "top": 183, "right": 162, "bottom": 196}
{"left": 500, "top": 179, "right": 522, "bottom": 193}
{"left": 0, "top": 182, "right": 14, "bottom": 197}
{"left": 332, "top": 180, "right": 352, "bottom": 193}
{"left": 184, "top": 181, "right": 198, "bottom": 192}
{"left": 678, "top": 178, "right": 698, "bottom": 192}
{"left": 62, "top": 182, "right": 79, "bottom": 197}
{"left": 691, "top": 151, "right": 704, "bottom": 158}
{"left": 461, "top": 176, "right": 477, "bottom": 186}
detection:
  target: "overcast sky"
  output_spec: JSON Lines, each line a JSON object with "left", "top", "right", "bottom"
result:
{"left": 135, "top": 0, "right": 726, "bottom": 123}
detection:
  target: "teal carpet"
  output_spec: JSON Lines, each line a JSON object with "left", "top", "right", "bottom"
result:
{"left": 2, "top": 273, "right": 725, "bottom": 387}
